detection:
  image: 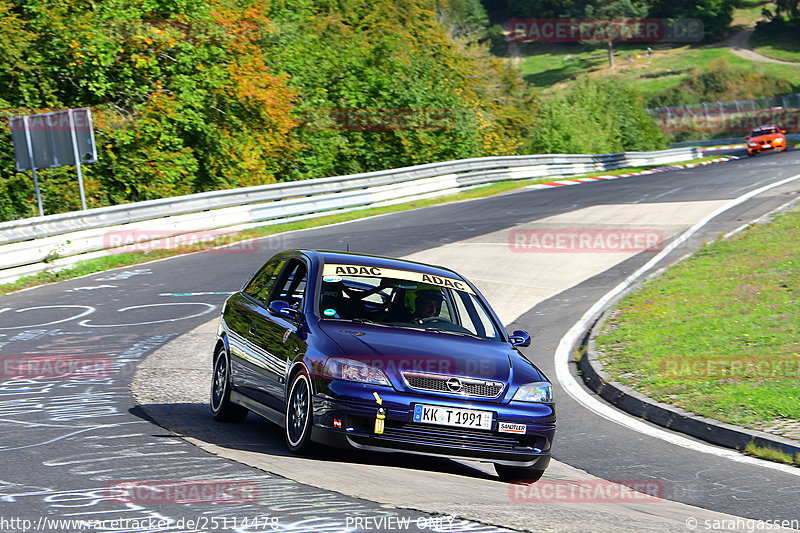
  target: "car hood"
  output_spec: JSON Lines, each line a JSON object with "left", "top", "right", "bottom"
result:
{"left": 318, "top": 321, "right": 545, "bottom": 387}
{"left": 750, "top": 133, "right": 783, "bottom": 141}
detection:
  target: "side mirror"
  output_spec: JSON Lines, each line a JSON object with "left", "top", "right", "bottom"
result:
{"left": 781, "top": 130, "right": 786, "bottom": 134}
{"left": 269, "top": 299, "right": 300, "bottom": 319}
{"left": 744, "top": 136, "right": 749, "bottom": 140}
{"left": 509, "top": 329, "right": 531, "bottom": 347}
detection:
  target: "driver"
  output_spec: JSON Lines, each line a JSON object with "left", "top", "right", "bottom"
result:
{"left": 406, "top": 286, "right": 444, "bottom": 320}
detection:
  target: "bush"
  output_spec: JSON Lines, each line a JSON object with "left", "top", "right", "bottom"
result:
{"left": 525, "top": 77, "right": 666, "bottom": 154}
{"left": 646, "top": 58, "right": 796, "bottom": 108}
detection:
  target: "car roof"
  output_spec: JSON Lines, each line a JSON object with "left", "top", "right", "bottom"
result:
{"left": 301, "top": 250, "right": 464, "bottom": 280}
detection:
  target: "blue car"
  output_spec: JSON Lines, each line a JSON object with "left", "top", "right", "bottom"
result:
{"left": 211, "top": 250, "right": 555, "bottom": 481}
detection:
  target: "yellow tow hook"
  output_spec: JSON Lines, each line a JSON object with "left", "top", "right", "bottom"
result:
{"left": 373, "top": 392, "right": 385, "bottom": 435}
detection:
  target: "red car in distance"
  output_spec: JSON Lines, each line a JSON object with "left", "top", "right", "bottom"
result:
{"left": 746, "top": 125, "right": 787, "bottom": 156}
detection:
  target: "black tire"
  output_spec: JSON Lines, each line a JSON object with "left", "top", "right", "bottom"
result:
{"left": 494, "top": 463, "right": 546, "bottom": 483}
{"left": 285, "top": 368, "right": 314, "bottom": 454}
{"left": 210, "top": 347, "right": 248, "bottom": 422}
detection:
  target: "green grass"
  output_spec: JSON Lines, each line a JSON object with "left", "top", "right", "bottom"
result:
{"left": 0, "top": 156, "right": 728, "bottom": 295}
{"left": 595, "top": 206, "right": 800, "bottom": 431}
{"left": 517, "top": 42, "right": 612, "bottom": 88}
{"left": 751, "top": 31, "right": 800, "bottom": 63}
{"left": 744, "top": 442, "right": 800, "bottom": 466}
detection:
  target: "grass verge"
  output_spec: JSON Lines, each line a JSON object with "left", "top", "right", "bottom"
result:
{"left": 0, "top": 156, "right": 728, "bottom": 295}
{"left": 595, "top": 205, "right": 800, "bottom": 437}
{"left": 744, "top": 442, "right": 800, "bottom": 466}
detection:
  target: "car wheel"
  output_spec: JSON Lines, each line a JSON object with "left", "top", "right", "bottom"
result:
{"left": 210, "top": 347, "right": 248, "bottom": 422}
{"left": 494, "top": 463, "right": 546, "bottom": 483}
{"left": 285, "top": 368, "right": 314, "bottom": 454}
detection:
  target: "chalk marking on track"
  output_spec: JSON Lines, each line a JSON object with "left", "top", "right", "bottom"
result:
{"left": 0, "top": 306, "right": 96, "bottom": 330}
{"left": 78, "top": 303, "right": 216, "bottom": 328}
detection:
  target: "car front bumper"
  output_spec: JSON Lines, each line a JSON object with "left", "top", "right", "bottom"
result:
{"left": 749, "top": 141, "right": 785, "bottom": 154}
{"left": 309, "top": 385, "right": 556, "bottom": 467}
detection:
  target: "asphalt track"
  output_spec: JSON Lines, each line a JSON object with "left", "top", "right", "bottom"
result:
{"left": 1, "top": 147, "right": 799, "bottom": 532}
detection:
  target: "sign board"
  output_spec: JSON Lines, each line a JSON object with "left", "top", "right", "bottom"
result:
{"left": 9, "top": 108, "right": 97, "bottom": 171}
{"left": 8, "top": 107, "right": 96, "bottom": 214}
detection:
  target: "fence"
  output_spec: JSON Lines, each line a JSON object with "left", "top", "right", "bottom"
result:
{"left": 649, "top": 94, "right": 800, "bottom": 134}
{"left": 0, "top": 147, "right": 701, "bottom": 285}
{"left": 669, "top": 134, "right": 800, "bottom": 148}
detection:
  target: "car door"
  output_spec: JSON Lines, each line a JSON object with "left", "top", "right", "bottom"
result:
{"left": 226, "top": 257, "right": 288, "bottom": 409}
{"left": 247, "top": 257, "right": 310, "bottom": 411}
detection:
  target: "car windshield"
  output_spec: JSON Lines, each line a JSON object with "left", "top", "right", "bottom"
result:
{"left": 317, "top": 264, "right": 502, "bottom": 340}
{"left": 751, "top": 126, "right": 779, "bottom": 136}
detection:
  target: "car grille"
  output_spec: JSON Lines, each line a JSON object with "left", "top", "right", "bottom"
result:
{"left": 380, "top": 421, "right": 525, "bottom": 452}
{"left": 402, "top": 371, "right": 504, "bottom": 398}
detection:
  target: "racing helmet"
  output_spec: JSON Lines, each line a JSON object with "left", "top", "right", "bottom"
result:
{"left": 405, "top": 284, "right": 444, "bottom": 317}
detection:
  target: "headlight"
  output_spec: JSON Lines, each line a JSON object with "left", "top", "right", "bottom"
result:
{"left": 776, "top": 137, "right": 784, "bottom": 143}
{"left": 322, "top": 357, "right": 390, "bottom": 386}
{"left": 748, "top": 142, "right": 758, "bottom": 146}
{"left": 512, "top": 382, "right": 553, "bottom": 403}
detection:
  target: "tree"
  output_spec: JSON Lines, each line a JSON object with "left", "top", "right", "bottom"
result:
{"left": 0, "top": 0, "right": 535, "bottom": 219}
{"left": 436, "top": 0, "right": 490, "bottom": 39}
{"left": 584, "top": 0, "right": 648, "bottom": 68}
{"left": 262, "top": 0, "right": 530, "bottom": 179}
{"left": 648, "top": 0, "right": 736, "bottom": 41}
{"left": 503, "top": 0, "right": 582, "bottom": 18}
{"left": 774, "top": 0, "right": 800, "bottom": 21}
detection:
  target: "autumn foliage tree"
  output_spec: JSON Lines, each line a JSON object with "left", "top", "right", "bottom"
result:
{"left": 0, "top": 0, "right": 297, "bottom": 218}
{"left": 1, "top": 0, "right": 633, "bottom": 221}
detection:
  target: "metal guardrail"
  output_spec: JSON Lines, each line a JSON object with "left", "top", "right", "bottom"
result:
{"left": 0, "top": 148, "right": 700, "bottom": 284}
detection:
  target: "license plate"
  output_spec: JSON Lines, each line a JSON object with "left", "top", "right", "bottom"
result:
{"left": 413, "top": 404, "right": 492, "bottom": 430}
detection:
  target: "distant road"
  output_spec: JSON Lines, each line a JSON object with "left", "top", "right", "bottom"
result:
{"left": 726, "top": 27, "right": 798, "bottom": 65}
